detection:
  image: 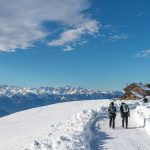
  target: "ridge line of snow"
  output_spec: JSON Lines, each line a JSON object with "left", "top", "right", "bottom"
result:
{"left": 0, "top": 84, "right": 122, "bottom": 97}
{"left": 30, "top": 109, "right": 100, "bottom": 150}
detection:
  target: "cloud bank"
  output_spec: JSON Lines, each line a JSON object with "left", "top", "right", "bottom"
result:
{"left": 136, "top": 49, "right": 150, "bottom": 58}
{"left": 48, "top": 20, "right": 99, "bottom": 48}
{"left": 0, "top": 0, "right": 99, "bottom": 52}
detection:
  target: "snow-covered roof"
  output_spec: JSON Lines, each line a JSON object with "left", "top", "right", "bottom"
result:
{"left": 135, "top": 83, "right": 150, "bottom": 91}
{"left": 130, "top": 90, "right": 144, "bottom": 98}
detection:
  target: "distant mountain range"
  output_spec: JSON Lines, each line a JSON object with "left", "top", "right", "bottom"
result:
{"left": 0, "top": 85, "right": 123, "bottom": 117}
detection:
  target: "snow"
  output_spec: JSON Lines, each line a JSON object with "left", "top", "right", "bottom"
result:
{"left": 0, "top": 85, "right": 122, "bottom": 97}
{"left": 135, "top": 103, "right": 150, "bottom": 136}
{"left": 135, "top": 83, "right": 150, "bottom": 91}
{"left": 1, "top": 99, "right": 150, "bottom": 150}
{"left": 30, "top": 109, "right": 97, "bottom": 150}
{"left": 29, "top": 100, "right": 139, "bottom": 150}
{"left": 0, "top": 85, "right": 123, "bottom": 117}
{"left": 131, "top": 90, "right": 143, "bottom": 98}
{"left": 0, "top": 100, "right": 110, "bottom": 150}
{"left": 96, "top": 109, "right": 150, "bottom": 150}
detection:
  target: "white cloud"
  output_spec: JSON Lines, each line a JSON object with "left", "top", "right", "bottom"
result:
{"left": 109, "top": 34, "right": 128, "bottom": 41}
{"left": 63, "top": 45, "right": 74, "bottom": 52}
{"left": 48, "top": 20, "right": 99, "bottom": 48}
{"left": 100, "top": 24, "right": 128, "bottom": 42}
{"left": 136, "top": 49, "right": 150, "bottom": 58}
{"left": 0, "top": 0, "right": 99, "bottom": 52}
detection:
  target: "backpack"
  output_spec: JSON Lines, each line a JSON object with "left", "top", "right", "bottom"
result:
{"left": 110, "top": 106, "right": 116, "bottom": 114}
{"left": 123, "top": 104, "right": 128, "bottom": 113}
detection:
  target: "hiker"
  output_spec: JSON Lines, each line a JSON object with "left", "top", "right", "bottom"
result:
{"left": 108, "top": 101, "right": 116, "bottom": 129}
{"left": 143, "top": 97, "right": 148, "bottom": 103}
{"left": 120, "top": 102, "right": 130, "bottom": 128}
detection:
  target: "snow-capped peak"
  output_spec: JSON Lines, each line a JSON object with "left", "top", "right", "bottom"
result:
{"left": 0, "top": 85, "right": 120, "bottom": 97}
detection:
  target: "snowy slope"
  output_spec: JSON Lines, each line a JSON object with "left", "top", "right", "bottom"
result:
{"left": 0, "top": 99, "right": 109, "bottom": 150}
{"left": 1, "top": 99, "right": 150, "bottom": 150}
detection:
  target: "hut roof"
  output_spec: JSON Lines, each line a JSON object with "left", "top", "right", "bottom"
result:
{"left": 135, "top": 83, "right": 150, "bottom": 91}
{"left": 124, "top": 83, "right": 150, "bottom": 91}
{"left": 130, "top": 90, "right": 143, "bottom": 98}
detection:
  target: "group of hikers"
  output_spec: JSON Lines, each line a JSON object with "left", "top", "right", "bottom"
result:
{"left": 108, "top": 101, "right": 130, "bottom": 129}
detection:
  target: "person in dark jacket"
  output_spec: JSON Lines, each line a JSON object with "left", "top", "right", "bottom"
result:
{"left": 143, "top": 97, "right": 148, "bottom": 103}
{"left": 120, "top": 102, "right": 130, "bottom": 128}
{"left": 108, "top": 101, "right": 117, "bottom": 129}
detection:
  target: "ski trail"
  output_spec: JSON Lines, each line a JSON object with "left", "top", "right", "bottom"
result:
{"left": 91, "top": 110, "right": 150, "bottom": 150}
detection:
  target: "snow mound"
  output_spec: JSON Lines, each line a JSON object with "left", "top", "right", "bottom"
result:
{"left": 29, "top": 106, "right": 109, "bottom": 150}
{"left": 135, "top": 102, "right": 150, "bottom": 135}
{"left": 30, "top": 109, "right": 101, "bottom": 150}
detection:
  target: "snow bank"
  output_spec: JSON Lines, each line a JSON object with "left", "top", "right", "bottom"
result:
{"left": 135, "top": 103, "right": 150, "bottom": 135}
{"left": 30, "top": 109, "right": 100, "bottom": 150}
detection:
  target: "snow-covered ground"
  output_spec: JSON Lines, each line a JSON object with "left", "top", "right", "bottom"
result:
{"left": 0, "top": 99, "right": 150, "bottom": 150}
{"left": 135, "top": 102, "right": 150, "bottom": 136}
{"left": 0, "top": 99, "right": 110, "bottom": 150}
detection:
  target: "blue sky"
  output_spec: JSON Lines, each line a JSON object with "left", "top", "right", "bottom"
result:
{"left": 0, "top": 0, "right": 150, "bottom": 90}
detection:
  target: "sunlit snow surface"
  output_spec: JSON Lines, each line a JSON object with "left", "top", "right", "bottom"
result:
{"left": 1, "top": 99, "right": 150, "bottom": 150}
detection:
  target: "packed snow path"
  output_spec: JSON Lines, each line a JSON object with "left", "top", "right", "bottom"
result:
{"left": 91, "top": 110, "right": 150, "bottom": 150}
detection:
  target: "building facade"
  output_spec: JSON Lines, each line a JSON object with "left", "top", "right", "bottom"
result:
{"left": 120, "top": 83, "right": 150, "bottom": 100}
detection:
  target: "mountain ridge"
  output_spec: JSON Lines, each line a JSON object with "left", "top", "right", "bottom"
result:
{"left": 0, "top": 84, "right": 121, "bottom": 96}
{"left": 0, "top": 85, "right": 123, "bottom": 117}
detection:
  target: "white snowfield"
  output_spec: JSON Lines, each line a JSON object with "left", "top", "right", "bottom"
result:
{"left": 0, "top": 99, "right": 150, "bottom": 150}
{"left": 135, "top": 103, "right": 150, "bottom": 136}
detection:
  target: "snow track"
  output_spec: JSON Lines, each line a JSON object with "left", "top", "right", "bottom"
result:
{"left": 92, "top": 110, "right": 150, "bottom": 150}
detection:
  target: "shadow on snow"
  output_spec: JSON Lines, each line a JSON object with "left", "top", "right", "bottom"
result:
{"left": 90, "top": 113, "right": 114, "bottom": 150}
{"left": 90, "top": 112, "right": 145, "bottom": 150}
